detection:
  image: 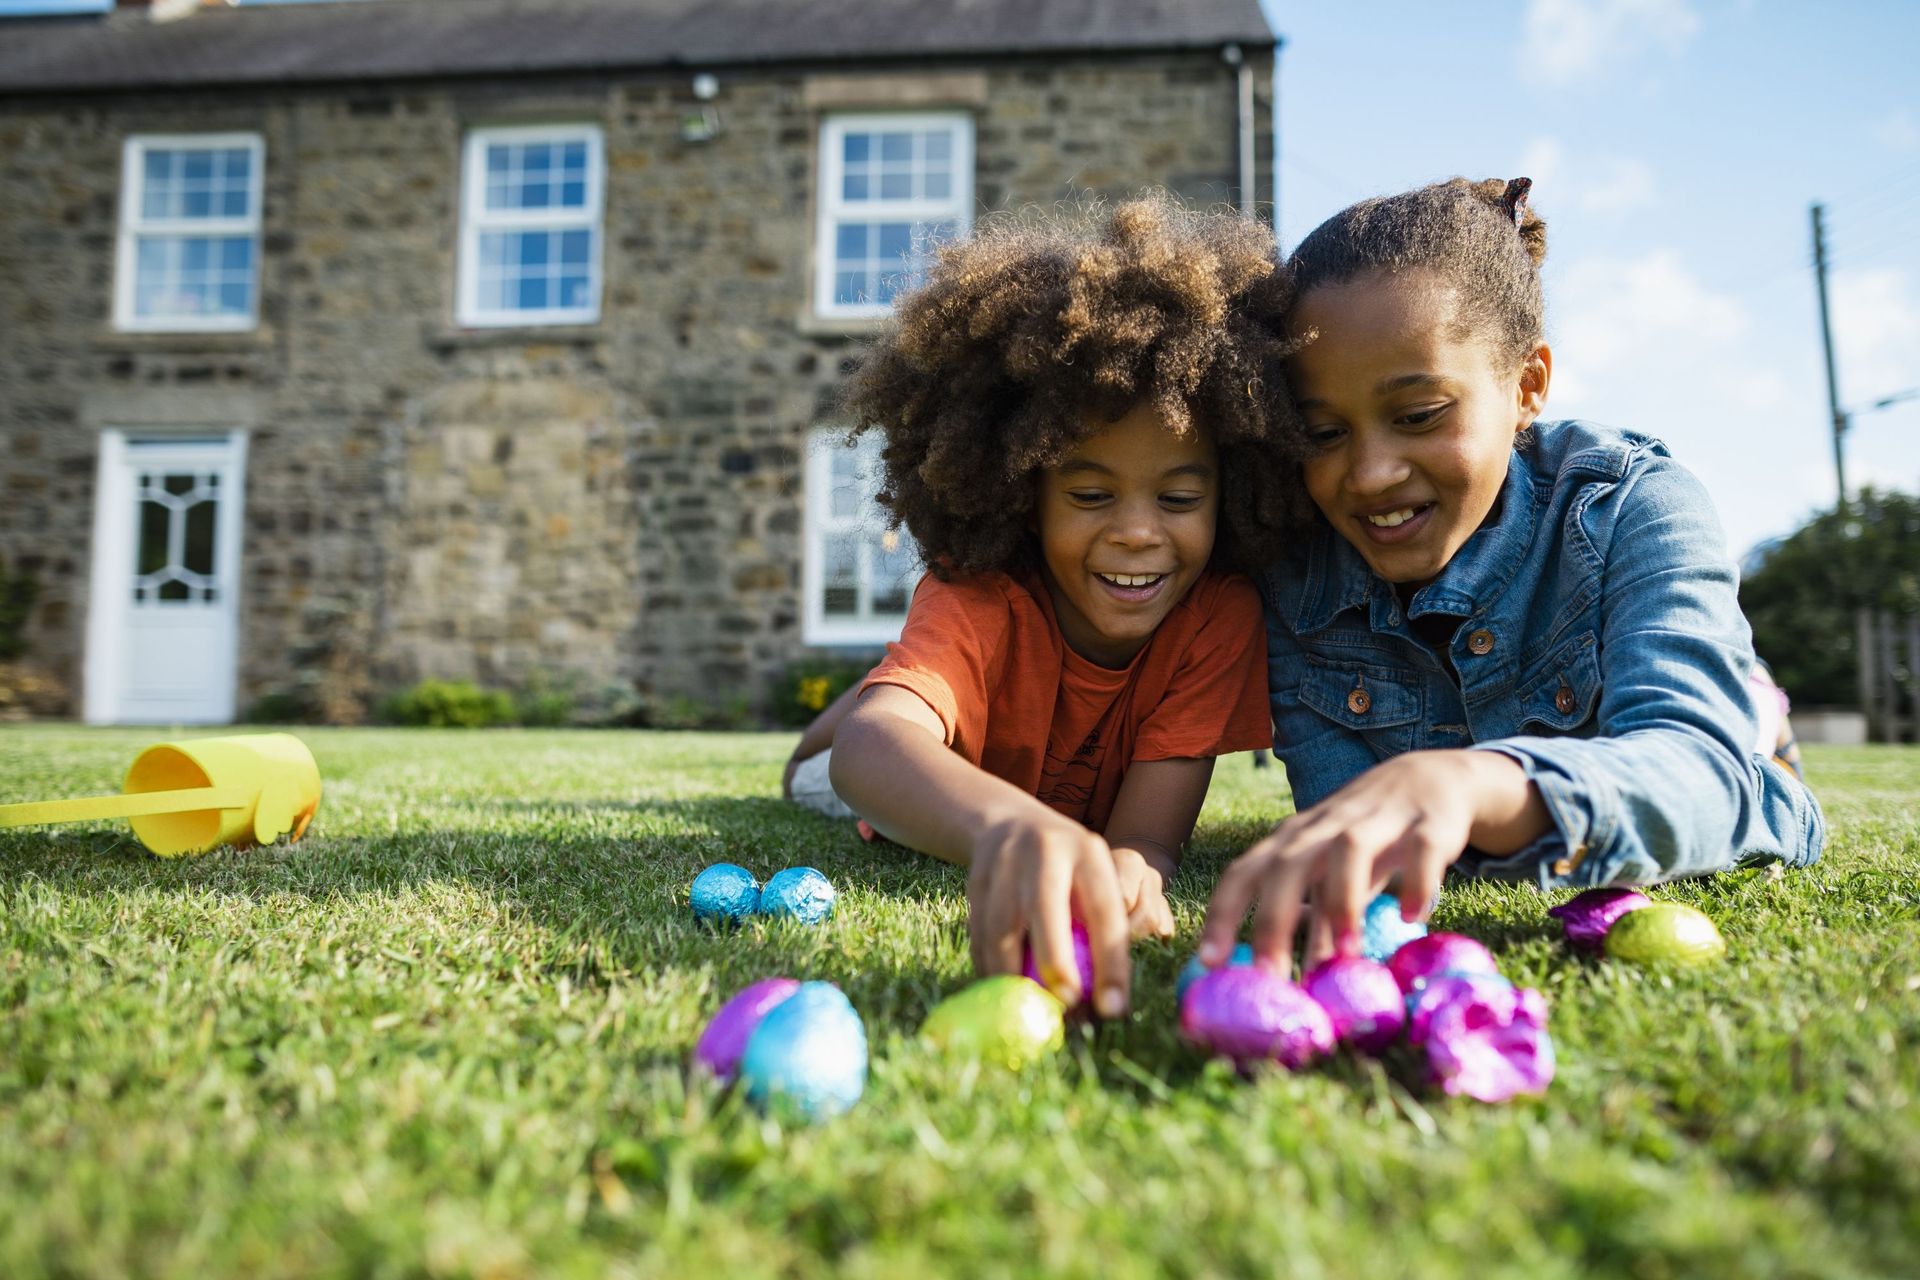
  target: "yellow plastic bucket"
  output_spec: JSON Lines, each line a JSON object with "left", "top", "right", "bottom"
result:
{"left": 0, "top": 732, "right": 321, "bottom": 857}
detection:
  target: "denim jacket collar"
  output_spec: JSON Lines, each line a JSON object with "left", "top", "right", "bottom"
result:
{"left": 1294, "top": 447, "right": 1542, "bottom": 635}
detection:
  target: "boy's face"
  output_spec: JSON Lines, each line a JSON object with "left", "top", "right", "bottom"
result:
{"left": 1289, "top": 269, "right": 1551, "bottom": 588}
{"left": 1035, "top": 401, "right": 1218, "bottom": 668}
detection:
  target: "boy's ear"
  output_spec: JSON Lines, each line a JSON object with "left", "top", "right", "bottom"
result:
{"left": 1516, "top": 342, "right": 1552, "bottom": 429}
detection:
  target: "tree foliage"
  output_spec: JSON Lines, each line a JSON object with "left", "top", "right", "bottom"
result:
{"left": 1739, "top": 488, "right": 1920, "bottom": 705}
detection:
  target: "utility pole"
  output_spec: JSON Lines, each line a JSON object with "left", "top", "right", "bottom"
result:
{"left": 1810, "top": 203, "right": 1850, "bottom": 509}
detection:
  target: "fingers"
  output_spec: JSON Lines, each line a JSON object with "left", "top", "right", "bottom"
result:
{"left": 1396, "top": 826, "right": 1450, "bottom": 924}
{"left": 1316, "top": 828, "right": 1381, "bottom": 960}
{"left": 1026, "top": 841, "right": 1082, "bottom": 1005}
{"left": 1248, "top": 849, "right": 1313, "bottom": 978}
{"left": 1304, "top": 902, "right": 1337, "bottom": 971}
{"left": 1072, "top": 845, "right": 1133, "bottom": 1018}
{"left": 967, "top": 854, "right": 1023, "bottom": 978}
{"left": 1127, "top": 888, "right": 1175, "bottom": 941}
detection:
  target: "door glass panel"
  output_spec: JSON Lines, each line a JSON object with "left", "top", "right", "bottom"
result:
{"left": 183, "top": 499, "right": 216, "bottom": 576}
{"left": 137, "top": 500, "right": 172, "bottom": 576}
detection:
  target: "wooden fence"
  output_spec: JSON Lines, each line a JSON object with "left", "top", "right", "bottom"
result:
{"left": 1856, "top": 608, "right": 1920, "bottom": 743}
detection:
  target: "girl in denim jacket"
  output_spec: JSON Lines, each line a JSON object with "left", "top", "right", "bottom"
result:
{"left": 1198, "top": 177, "right": 1824, "bottom": 974}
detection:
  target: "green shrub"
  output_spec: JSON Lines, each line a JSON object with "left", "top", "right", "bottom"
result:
{"left": 771, "top": 656, "right": 874, "bottom": 728}
{"left": 647, "top": 692, "right": 754, "bottom": 731}
{"left": 514, "top": 671, "right": 576, "bottom": 728}
{"left": 379, "top": 679, "right": 516, "bottom": 728}
{"left": 0, "top": 557, "right": 40, "bottom": 662}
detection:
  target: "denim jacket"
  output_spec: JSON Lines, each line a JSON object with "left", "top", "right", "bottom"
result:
{"left": 1256, "top": 419, "right": 1824, "bottom": 888}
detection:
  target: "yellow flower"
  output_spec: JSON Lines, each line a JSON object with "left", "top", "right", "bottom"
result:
{"left": 797, "top": 675, "right": 833, "bottom": 712}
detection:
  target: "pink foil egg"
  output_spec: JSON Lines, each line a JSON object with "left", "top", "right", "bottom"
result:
{"left": 1022, "top": 921, "right": 1096, "bottom": 1008}
{"left": 1303, "top": 955, "right": 1406, "bottom": 1054}
{"left": 1179, "top": 966, "right": 1335, "bottom": 1070}
{"left": 693, "top": 978, "right": 802, "bottom": 1084}
{"left": 1387, "top": 932, "right": 1499, "bottom": 993}
{"left": 1419, "top": 980, "right": 1555, "bottom": 1103}
{"left": 1548, "top": 887, "right": 1652, "bottom": 952}
{"left": 1404, "top": 973, "right": 1517, "bottom": 1045}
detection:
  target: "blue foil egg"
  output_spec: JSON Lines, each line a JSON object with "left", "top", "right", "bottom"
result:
{"left": 759, "top": 866, "right": 837, "bottom": 924}
{"left": 739, "top": 980, "right": 868, "bottom": 1120}
{"left": 1363, "top": 892, "right": 1429, "bottom": 963}
{"left": 690, "top": 863, "right": 761, "bottom": 923}
{"left": 1176, "top": 943, "right": 1255, "bottom": 1003}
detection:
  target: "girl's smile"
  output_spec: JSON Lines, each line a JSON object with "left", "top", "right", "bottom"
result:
{"left": 1288, "top": 269, "right": 1551, "bottom": 588}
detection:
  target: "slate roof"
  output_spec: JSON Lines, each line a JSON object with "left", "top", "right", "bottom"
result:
{"left": 0, "top": 0, "right": 1276, "bottom": 93}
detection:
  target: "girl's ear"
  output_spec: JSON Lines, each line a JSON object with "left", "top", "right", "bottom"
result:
{"left": 1516, "top": 343, "right": 1552, "bottom": 430}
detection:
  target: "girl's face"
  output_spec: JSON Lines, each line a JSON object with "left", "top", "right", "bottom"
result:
{"left": 1034, "top": 401, "right": 1219, "bottom": 667}
{"left": 1289, "top": 269, "right": 1551, "bottom": 588}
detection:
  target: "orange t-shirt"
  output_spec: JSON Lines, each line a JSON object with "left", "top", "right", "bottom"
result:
{"left": 858, "top": 567, "right": 1272, "bottom": 833}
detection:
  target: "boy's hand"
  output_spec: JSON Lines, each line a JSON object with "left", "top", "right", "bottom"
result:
{"left": 967, "top": 812, "right": 1133, "bottom": 1017}
{"left": 1197, "top": 750, "right": 1546, "bottom": 976}
{"left": 1111, "top": 847, "right": 1176, "bottom": 940}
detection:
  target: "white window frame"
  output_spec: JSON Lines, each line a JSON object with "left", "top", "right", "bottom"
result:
{"left": 457, "top": 123, "right": 605, "bottom": 327}
{"left": 801, "top": 429, "right": 921, "bottom": 646}
{"left": 813, "top": 111, "right": 974, "bottom": 320}
{"left": 113, "top": 132, "right": 265, "bottom": 333}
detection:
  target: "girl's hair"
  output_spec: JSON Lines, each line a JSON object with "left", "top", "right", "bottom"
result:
{"left": 844, "top": 195, "right": 1311, "bottom": 579}
{"left": 1289, "top": 177, "right": 1548, "bottom": 366}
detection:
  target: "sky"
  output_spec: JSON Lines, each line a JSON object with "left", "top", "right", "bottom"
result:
{"left": 5, "top": 0, "right": 1914, "bottom": 557}
{"left": 1265, "top": 0, "right": 1920, "bottom": 557}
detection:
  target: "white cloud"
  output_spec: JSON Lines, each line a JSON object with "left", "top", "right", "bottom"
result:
{"left": 1830, "top": 267, "right": 1920, "bottom": 409}
{"left": 1519, "top": 137, "right": 1655, "bottom": 218}
{"left": 1520, "top": 0, "right": 1702, "bottom": 84}
{"left": 1544, "top": 250, "right": 1842, "bottom": 553}
{"left": 1874, "top": 109, "right": 1919, "bottom": 153}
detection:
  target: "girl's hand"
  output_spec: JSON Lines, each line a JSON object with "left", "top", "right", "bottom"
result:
{"left": 1111, "top": 846, "right": 1176, "bottom": 940}
{"left": 1197, "top": 750, "right": 1546, "bottom": 975}
{"left": 967, "top": 812, "right": 1133, "bottom": 1017}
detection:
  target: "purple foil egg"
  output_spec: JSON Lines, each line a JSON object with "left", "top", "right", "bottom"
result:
{"left": 1387, "top": 932, "right": 1499, "bottom": 993}
{"left": 1404, "top": 973, "right": 1517, "bottom": 1045}
{"left": 1420, "top": 981, "right": 1555, "bottom": 1103}
{"left": 1549, "top": 887, "right": 1653, "bottom": 952}
{"left": 1302, "top": 955, "right": 1406, "bottom": 1054}
{"left": 1022, "top": 921, "right": 1096, "bottom": 1007}
{"left": 693, "top": 977, "right": 801, "bottom": 1084}
{"left": 1179, "top": 966, "right": 1335, "bottom": 1070}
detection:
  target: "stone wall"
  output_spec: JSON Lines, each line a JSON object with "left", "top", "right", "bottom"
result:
{"left": 0, "top": 49, "right": 1276, "bottom": 721}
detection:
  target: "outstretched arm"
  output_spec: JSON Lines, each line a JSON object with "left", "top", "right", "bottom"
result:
{"left": 781, "top": 680, "right": 864, "bottom": 798}
{"left": 1103, "top": 756, "right": 1218, "bottom": 939}
{"left": 831, "top": 685, "right": 1134, "bottom": 1016}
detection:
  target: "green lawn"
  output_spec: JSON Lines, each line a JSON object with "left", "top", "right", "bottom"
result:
{"left": 2, "top": 727, "right": 1916, "bottom": 1279}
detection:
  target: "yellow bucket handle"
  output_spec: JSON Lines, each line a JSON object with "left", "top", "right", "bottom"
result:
{"left": 0, "top": 787, "right": 252, "bottom": 829}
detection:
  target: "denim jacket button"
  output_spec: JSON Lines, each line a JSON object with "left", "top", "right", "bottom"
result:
{"left": 1552, "top": 856, "right": 1574, "bottom": 876}
{"left": 1555, "top": 681, "right": 1577, "bottom": 714}
{"left": 1347, "top": 687, "right": 1372, "bottom": 715}
{"left": 1467, "top": 628, "right": 1495, "bottom": 655}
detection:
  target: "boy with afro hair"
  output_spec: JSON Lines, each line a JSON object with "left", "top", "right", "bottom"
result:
{"left": 783, "top": 197, "right": 1310, "bottom": 1016}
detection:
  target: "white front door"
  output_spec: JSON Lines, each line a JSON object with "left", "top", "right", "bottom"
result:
{"left": 84, "top": 431, "right": 249, "bottom": 725}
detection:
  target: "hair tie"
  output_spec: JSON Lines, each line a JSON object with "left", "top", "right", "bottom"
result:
{"left": 1499, "top": 177, "right": 1532, "bottom": 229}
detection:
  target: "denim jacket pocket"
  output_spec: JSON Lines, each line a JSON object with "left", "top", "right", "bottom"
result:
{"left": 1515, "top": 630, "right": 1602, "bottom": 734}
{"left": 1300, "top": 658, "right": 1424, "bottom": 759}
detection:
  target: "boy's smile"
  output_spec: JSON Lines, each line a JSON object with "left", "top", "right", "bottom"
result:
{"left": 1035, "top": 402, "right": 1218, "bottom": 668}
{"left": 1289, "top": 269, "right": 1551, "bottom": 588}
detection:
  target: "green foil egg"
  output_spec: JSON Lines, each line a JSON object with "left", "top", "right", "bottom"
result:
{"left": 920, "top": 976, "right": 1067, "bottom": 1069}
{"left": 1604, "top": 903, "right": 1727, "bottom": 966}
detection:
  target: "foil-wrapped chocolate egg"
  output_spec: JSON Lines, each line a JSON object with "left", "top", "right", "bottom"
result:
{"left": 737, "top": 981, "right": 868, "bottom": 1119}
{"left": 1176, "top": 943, "right": 1255, "bottom": 1003}
{"left": 1417, "top": 979, "right": 1554, "bottom": 1102}
{"left": 1302, "top": 955, "right": 1405, "bottom": 1054}
{"left": 693, "top": 977, "right": 801, "bottom": 1083}
{"left": 1387, "top": 932, "right": 1499, "bottom": 993}
{"left": 1604, "top": 903, "right": 1726, "bottom": 966}
{"left": 1362, "top": 892, "right": 1430, "bottom": 963}
{"left": 1022, "top": 921, "right": 1096, "bottom": 1006}
{"left": 921, "top": 975, "right": 1067, "bottom": 1069}
{"left": 1180, "top": 966, "right": 1335, "bottom": 1070}
{"left": 690, "top": 862, "right": 761, "bottom": 923}
{"left": 1548, "top": 887, "right": 1652, "bottom": 952}
{"left": 759, "top": 866, "right": 837, "bottom": 924}
{"left": 1404, "top": 973, "right": 1516, "bottom": 1046}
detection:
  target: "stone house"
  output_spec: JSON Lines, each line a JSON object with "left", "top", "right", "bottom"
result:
{"left": 0, "top": 0, "right": 1279, "bottom": 725}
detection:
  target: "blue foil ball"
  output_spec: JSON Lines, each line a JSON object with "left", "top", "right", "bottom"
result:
{"left": 1176, "top": 943, "right": 1255, "bottom": 1003}
{"left": 690, "top": 863, "right": 761, "bottom": 923}
{"left": 739, "top": 980, "right": 867, "bottom": 1119}
{"left": 759, "top": 866, "right": 837, "bottom": 924}
{"left": 1362, "top": 892, "right": 1430, "bottom": 963}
